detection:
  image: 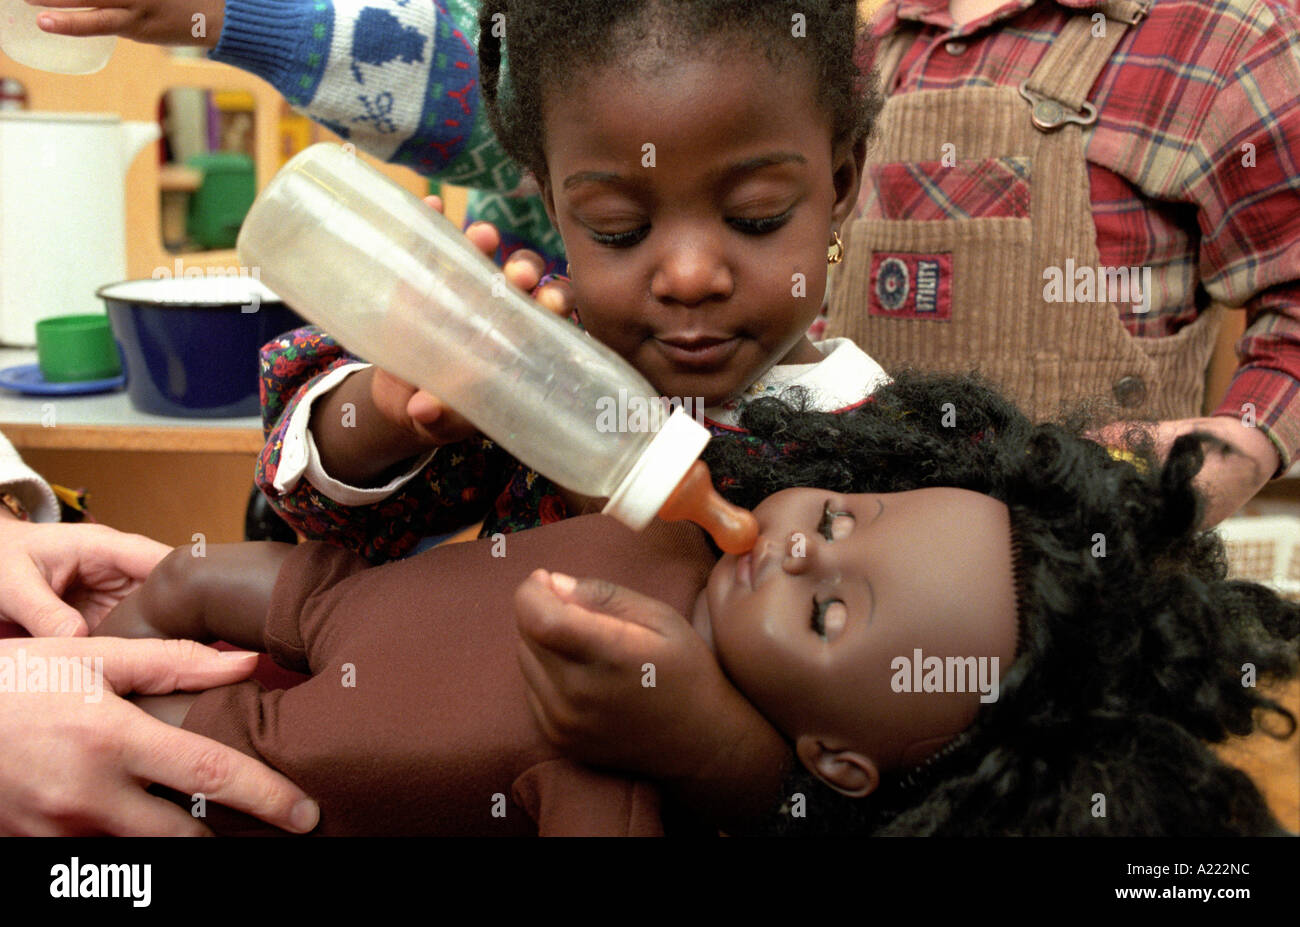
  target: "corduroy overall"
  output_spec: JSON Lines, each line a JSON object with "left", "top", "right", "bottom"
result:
{"left": 826, "top": 0, "right": 1223, "bottom": 423}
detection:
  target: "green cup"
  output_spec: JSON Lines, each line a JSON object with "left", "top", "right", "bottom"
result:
{"left": 35, "top": 314, "right": 123, "bottom": 383}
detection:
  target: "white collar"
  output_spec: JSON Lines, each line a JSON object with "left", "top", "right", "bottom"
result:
{"left": 705, "top": 338, "right": 891, "bottom": 427}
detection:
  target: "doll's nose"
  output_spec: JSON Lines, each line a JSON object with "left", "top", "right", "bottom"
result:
{"left": 781, "top": 531, "right": 817, "bottom": 574}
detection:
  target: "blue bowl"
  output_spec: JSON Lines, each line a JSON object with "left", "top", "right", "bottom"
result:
{"left": 98, "top": 277, "right": 306, "bottom": 418}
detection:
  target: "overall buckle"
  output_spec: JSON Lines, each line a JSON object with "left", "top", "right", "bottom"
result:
{"left": 1018, "top": 81, "right": 1099, "bottom": 132}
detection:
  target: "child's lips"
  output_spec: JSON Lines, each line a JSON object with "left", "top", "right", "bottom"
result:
{"left": 654, "top": 334, "right": 741, "bottom": 370}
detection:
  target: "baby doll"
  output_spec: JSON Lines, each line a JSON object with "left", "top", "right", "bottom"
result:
{"left": 96, "top": 371, "right": 1299, "bottom": 836}
{"left": 98, "top": 486, "right": 1019, "bottom": 835}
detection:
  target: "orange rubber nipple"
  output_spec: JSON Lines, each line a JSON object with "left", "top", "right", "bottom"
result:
{"left": 658, "top": 460, "right": 758, "bottom": 554}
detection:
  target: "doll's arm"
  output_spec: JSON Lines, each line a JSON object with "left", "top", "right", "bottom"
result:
{"left": 95, "top": 542, "right": 295, "bottom": 650}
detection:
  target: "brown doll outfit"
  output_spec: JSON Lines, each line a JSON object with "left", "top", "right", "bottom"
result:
{"left": 827, "top": 1, "right": 1221, "bottom": 424}
{"left": 179, "top": 516, "right": 716, "bottom": 836}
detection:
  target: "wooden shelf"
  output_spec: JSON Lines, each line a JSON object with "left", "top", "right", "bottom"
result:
{"left": 3, "top": 422, "right": 261, "bottom": 454}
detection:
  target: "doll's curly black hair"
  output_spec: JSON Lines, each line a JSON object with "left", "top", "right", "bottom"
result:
{"left": 699, "top": 369, "right": 1299, "bottom": 836}
{"left": 476, "top": 0, "right": 881, "bottom": 180}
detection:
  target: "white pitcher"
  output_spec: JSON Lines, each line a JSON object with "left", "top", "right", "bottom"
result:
{"left": 0, "top": 111, "right": 160, "bottom": 345}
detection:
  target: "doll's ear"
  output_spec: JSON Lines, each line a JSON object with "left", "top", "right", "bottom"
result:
{"left": 795, "top": 735, "right": 880, "bottom": 798}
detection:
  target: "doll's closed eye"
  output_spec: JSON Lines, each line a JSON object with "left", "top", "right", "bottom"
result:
{"left": 818, "top": 501, "right": 855, "bottom": 541}
{"left": 811, "top": 597, "right": 848, "bottom": 641}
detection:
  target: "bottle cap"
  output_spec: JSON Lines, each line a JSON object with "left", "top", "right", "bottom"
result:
{"left": 658, "top": 460, "right": 759, "bottom": 555}
{"left": 603, "top": 407, "right": 711, "bottom": 531}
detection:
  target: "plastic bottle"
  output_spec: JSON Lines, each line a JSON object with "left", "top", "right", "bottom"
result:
{"left": 0, "top": 0, "right": 115, "bottom": 75}
{"left": 238, "top": 143, "right": 757, "bottom": 552}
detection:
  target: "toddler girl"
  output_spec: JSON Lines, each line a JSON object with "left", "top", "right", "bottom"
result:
{"left": 254, "top": 0, "right": 889, "bottom": 561}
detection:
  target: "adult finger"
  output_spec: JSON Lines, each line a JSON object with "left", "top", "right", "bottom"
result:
{"left": 0, "top": 557, "right": 88, "bottom": 637}
{"left": 70, "top": 524, "right": 171, "bottom": 581}
{"left": 94, "top": 637, "right": 262, "bottom": 695}
{"left": 121, "top": 709, "right": 319, "bottom": 834}
{"left": 32, "top": 7, "right": 132, "bottom": 37}
{"left": 88, "top": 786, "right": 215, "bottom": 838}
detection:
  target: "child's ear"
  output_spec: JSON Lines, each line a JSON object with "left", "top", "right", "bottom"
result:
{"left": 829, "top": 137, "right": 867, "bottom": 229}
{"left": 795, "top": 734, "right": 880, "bottom": 798}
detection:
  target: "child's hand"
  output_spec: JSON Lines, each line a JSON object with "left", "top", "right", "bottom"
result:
{"left": 365, "top": 196, "right": 574, "bottom": 448}
{"left": 514, "top": 569, "right": 790, "bottom": 823}
{"left": 29, "top": 0, "right": 226, "bottom": 49}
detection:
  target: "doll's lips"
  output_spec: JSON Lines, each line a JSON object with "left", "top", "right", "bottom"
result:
{"left": 654, "top": 334, "right": 741, "bottom": 369}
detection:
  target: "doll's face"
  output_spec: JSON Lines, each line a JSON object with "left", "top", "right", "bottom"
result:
{"left": 697, "top": 487, "right": 1020, "bottom": 796}
{"left": 536, "top": 40, "right": 863, "bottom": 406}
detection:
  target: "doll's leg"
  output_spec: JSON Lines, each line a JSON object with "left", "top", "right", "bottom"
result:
{"left": 95, "top": 542, "right": 296, "bottom": 650}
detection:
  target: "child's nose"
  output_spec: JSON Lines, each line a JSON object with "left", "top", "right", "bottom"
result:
{"left": 651, "top": 238, "right": 733, "bottom": 307}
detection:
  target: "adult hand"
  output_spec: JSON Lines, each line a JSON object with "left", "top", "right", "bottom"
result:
{"left": 0, "top": 636, "right": 319, "bottom": 836}
{"left": 0, "top": 514, "right": 169, "bottom": 637}
{"left": 28, "top": 0, "right": 226, "bottom": 49}
{"left": 1089, "top": 414, "right": 1280, "bottom": 528}
{"left": 514, "top": 569, "right": 790, "bottom": 823}
{"left": 368, "top": 195, "right": 574, "bottom": 447}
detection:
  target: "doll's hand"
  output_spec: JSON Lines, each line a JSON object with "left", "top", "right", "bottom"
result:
{"left": 366, "top": 197, "right": 574, "bottom": 448}
{"left": 30, "top": 0, "right": 226, "bottom": 49}
{"left": 514, "top": 569, "right": 790, "bottom": 822}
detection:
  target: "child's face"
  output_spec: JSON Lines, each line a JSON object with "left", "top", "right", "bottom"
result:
{"left": 697, "top": 487, "right": 1020, "bottom": 794}
{"left": 537, "top": 43, "right": 864, "bottom": 407}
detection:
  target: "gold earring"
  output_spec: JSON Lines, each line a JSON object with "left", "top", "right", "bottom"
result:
{"left": 827, "top": 230, "right": 844, "bottom": 265}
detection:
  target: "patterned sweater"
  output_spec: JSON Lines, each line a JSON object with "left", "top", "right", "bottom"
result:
{"left": 210, "top": 0, "right": 565, "bottom": 273}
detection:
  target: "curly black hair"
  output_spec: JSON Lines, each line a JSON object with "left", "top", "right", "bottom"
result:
{"left": 699, "top": 369, "right": 1299, "bottom": 836}
{"left": 477, "top": 0, "right": 881, "bottom": 180}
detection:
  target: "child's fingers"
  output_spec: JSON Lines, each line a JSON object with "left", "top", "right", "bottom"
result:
{"left": 534, "top": 277, "right": 574, "bottom": 318}
{"left": 501, "top": 249, "right": 545, "bottom": 293}
{"left": 33, "top": 7, "right": 132, "bottom": 38}
{"left": 421, "top": 194, "right": 445, "bottom": 214}
{"left": 464, "top": 221, "right": 501, "bottom": 258}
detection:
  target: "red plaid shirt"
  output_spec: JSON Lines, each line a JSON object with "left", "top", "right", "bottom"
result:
{"left": 863, "top": 0, "right": 1300, "bottom": 471}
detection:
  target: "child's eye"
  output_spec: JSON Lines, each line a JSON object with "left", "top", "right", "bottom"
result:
{"left": 810, "top": 598, "right": 847, "bottom": 641}
{"left": 818, "top": 500, "right": 854, "bottom": 541}
{"left": 728, "top": 210, "right": 792, "bottom": 235}
{"left": 589, "top": 226, "right": 649, "bottom": 248}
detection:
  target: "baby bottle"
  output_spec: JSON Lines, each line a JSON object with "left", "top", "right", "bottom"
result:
{"left": 238, "top": 144, "right": 756, "bottom": 553}
{"left": 0, "top": 0, "right": 116, "bottom": 75}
